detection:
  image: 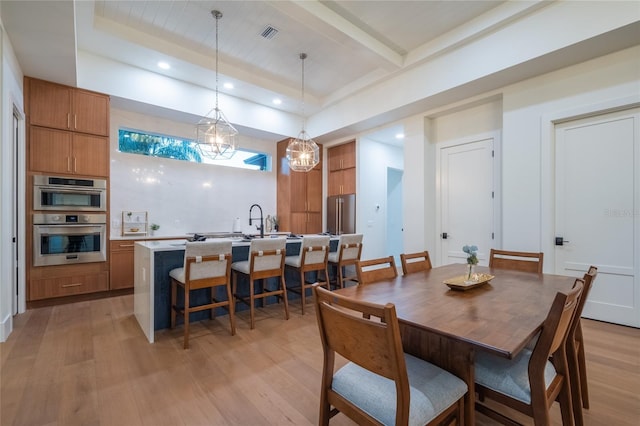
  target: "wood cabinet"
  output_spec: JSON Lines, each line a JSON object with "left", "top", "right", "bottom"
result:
{"left": 28, "top": 263, "right": 109, "bottom": 301}
{"left": 277, "top": 139, "right": 323, "bottom": 234}
{"left": 29, "top": 127, "right": 109, "bottom": 177}
{"left": 328, "top": 141, "right": 356, "bottom": 196}
{"left": 110, "top": 241, "right": 136, "bottom": 290}
{"left": 28, "top": 78, "right": 110, "bottom": 137}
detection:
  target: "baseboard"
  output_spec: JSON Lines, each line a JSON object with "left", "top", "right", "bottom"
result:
{"left": 0, "top": 313, "right": 13, "bottom": 342}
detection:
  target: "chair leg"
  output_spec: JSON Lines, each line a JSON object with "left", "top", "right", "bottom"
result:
{"left": 567, "top": 340, "right": 584, "bottom": 426}
{"left": 249, "top": 278, "right": 256, "bottom": 330}
{"left": 225, "top": 283, "right": 236, "bottom": 336}
{"left": 170, "top": 279, "right": 177, "bottom": 328}
{"left": 281, "top": 275, "right": 290, "bottom": 320}
{"left": 557, "top": 378, "right": 575, "bottom": 426}
{"left": 577, "top": 340, "right": 589, "bottom": 409}
{"left": 323, "top": 267, "right": 330, "bottom": 290}
{"left": 337, "top": 264, "right": 344, "bottom": 289}
{"left": 183, "top": 288, "right": 190, "bottom": 349}
{"left": 300, "top": 269, "right": 306, "bottom": 315}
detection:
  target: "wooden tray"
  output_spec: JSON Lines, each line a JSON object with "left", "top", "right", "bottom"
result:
{"left": 444, "top": 273, "right": 494, "bottom": 291}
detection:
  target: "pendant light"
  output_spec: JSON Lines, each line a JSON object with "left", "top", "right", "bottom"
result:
{"left": 286, "top": 53, "right": 320, "bottom": 172}
{"left": 195, "top": 10, "right": 238, "bottom": 160}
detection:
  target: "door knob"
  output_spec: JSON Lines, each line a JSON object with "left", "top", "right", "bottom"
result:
{"left": 442, "top": 232, "right": 449, "bottom": 239}
{"left": 555, "top": 237, "right": 569, "bottom": 246}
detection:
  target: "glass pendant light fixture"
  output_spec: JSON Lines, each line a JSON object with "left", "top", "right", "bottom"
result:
{"left": 195, "top": 10, "right": 238, "bottom": 160}
{"left": 286, "top": 53, "right": 320, "bottom": 172}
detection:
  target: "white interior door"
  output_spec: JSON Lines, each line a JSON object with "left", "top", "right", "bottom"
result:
{"left": 439, "top": 136, "right": 495, "bottom": 265}
{"left": 555, "top": 108, "right": 640, "bottom": 327}
{"left": 386, "top": 167, "right": 404, "bottom": 264}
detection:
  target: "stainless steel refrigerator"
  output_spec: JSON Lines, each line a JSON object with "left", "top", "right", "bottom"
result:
{"left": 327, "top": 194, "right": 356, "bottom": 234}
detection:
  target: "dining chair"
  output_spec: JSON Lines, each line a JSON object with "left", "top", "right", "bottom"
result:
{"left": 284, "top": 235, "right": 330, "bottom": 315}
{"left": 169, "top": 240, "right": 234, "bottom": 349}
{"left": 474, "top": 278, "right": 584, "bottom": 426}
{"left": 313, "top": 285, "right": 468, "bottom": 426}
{"left": 356, "top": 256, "right": 398, "bottom": 285}
{"left": 400, "top": 251, "right": 432, "bottom": 275}
{"left": 567, "top": 266, "right": 598, "bottom": 424}
{"left": 489, "top": 249, "right": 544, "bottom": 273}
{"left": 327, "top": 233, "right": 363, "bottom": 289}
{"left": 231, "top": 237, "right": 289, "bottom": 329}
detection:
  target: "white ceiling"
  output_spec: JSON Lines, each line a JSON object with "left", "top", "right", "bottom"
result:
{"left": 1, "top": 1, "right": 638, "bottom": 143}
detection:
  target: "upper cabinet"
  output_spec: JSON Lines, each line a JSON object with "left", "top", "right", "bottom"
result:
{"left": 28, "top": 78, "right": 110, "bottom": 137}
{"left": 276, "top": 139, "right": 323, "bottom": 234}
{"left": 327, "top": 140, "right": 356, "bottom": 196}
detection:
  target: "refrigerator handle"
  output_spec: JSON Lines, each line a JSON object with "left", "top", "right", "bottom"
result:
{"left": 335, "top": 198, "right": 340, "bottom": 234}
{"left": 338, "top": 198, "right": 342, "bottom": 233}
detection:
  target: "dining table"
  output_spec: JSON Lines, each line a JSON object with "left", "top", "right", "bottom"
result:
{"left": 332, "top": 263, "right": 576, "bottom": 425}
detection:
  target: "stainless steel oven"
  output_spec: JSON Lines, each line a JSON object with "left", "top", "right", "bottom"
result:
{"left": 33, "top": 175, "right": 107, "bottom": 211}
{"left": 33, "top": 213, "right": 107, "bottom": 267}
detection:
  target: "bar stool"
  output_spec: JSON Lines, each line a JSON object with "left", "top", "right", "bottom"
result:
{"left": 284, "top": 235, "right": 330, "bottom": 315}
{"left": 170, "top": 240, "right": 234, "bottom": 349}
{"left": 231, "top": 238, "right": 289, "bottom": 329}
{"left": 327, "top": 233, "right": 363, "bottom": 289}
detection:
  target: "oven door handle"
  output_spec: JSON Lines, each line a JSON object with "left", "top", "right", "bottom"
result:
{"left": 36, "top": 225, "right": 105, "bottom": 235}
{"left": 38, "top": 187, "right": 104, "bottom": 195}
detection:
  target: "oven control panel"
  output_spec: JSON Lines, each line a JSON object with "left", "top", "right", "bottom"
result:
{"left": 33, "top": 213, "right": 107, "bottom": 225}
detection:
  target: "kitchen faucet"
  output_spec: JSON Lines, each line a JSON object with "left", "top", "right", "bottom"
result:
{"left": 249, "top": 204, "right": 264, "bottom": 238}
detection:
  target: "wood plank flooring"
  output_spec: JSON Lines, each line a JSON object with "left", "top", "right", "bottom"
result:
{"left": 1, "top": 294, "right": 639, "bottom": 425}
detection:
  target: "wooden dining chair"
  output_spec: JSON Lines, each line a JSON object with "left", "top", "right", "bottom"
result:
{"left": 489, "top": 249, "right": 544, "bottom": 273}
{"left": 355, "top": 256, "right": 398, "bottom": 285}
{"left": 400, "top": 251, "right": 432, "bottom": 275}
{"left": 474, "top": 279, "right": 584, "bottom": 426}
{"left": 313, "top": 285, "right": 468, "bottom": 426}
{"left": 567, "top": 266, "right": 598, "bottom": 424}
{"left": 284, "top": 235, "right": 330, "bottom": 315}
{"left": 327, "top": 233, "right": 363, "bottom": 289}
{"left": 231, "top": 238, "right": 289, "bottom": 329}
{"left": 170, "top": 240, "right": 234, "bottom": 349}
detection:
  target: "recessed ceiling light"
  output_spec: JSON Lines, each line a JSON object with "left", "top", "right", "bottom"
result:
{"left": 395, "top": 133, "right": 405, "bottom": 139}
{"left": 157, "top": 61, "right": 170, "bottom": 70}
{"left": 273, "top": 98, "right": 282, "bottom": 105}
{"left": 223, "top": 82, "right": 234, "bottom": 89}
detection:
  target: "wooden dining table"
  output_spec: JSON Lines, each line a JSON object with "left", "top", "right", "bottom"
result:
{"left": 333, "top": 263, "right": 576, "bottom": 425}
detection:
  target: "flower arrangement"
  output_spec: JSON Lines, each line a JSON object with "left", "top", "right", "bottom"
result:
{"left": 462, "top": 245, "right": 478, "bottom": 265}
{"left": 150, "top": 223, "right": 160, "bottom": 231}
{"left": 463, "top": 245, "right": 478, "bottom": 281}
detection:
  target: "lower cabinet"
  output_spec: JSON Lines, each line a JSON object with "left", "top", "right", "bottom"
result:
{"left": 29, "top": 270, "right": 109, "bottom": 300}
{"left": 109, "top": 241, "right": 135, "bottom": 290}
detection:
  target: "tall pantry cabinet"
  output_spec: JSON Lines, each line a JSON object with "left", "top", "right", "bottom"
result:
{"left": 327, "top": 140, "right": 356, "bottom": 196}
{"left": 25, "top": 77, "right": 111, "bottom": 305}
{"left": 277, "top": 139, "right": 323, "bottom": 234}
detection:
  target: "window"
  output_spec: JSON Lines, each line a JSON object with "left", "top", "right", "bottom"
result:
{"left": 118, "top": 129, "right": 271, "bottom": 171}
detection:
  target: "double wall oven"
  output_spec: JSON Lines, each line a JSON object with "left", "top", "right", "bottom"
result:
{"left": 32, "top": 175, "right": 107, "bottom": 267}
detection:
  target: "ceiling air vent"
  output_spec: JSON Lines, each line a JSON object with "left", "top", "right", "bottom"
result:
{"left": 260, "top": 25, "right": 279, "bottom": 40}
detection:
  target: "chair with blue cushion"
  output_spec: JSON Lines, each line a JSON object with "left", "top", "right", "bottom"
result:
{"left": 170, "top": 240, "right": 234, "bottom": 349}
{"left": 474, "top": 279, "right": 584, "bottom": 425}
{"left": 313, "top": 285, "right": 467, "bottom": 425}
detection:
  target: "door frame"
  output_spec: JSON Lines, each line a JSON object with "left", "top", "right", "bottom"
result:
{"left": 435, "top": 130, "right": 502, "bottom": 265}
{"left": 540, "top": 95, "right": 640, "bottom": 272}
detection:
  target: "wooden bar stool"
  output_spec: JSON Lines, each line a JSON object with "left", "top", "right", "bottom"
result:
{"left": 170, "top": 240, "right": 234, "bottom": 349}
{"left": 327, "top": 233, "right": 363, "bottom": 289}
{"left": 231, "top": 238, "right": 289, "bottom": 329}
{"left": 285, "top": 235, "right": 330, "bottom": 315}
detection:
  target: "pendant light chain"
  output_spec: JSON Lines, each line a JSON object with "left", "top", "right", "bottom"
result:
{"left": 214, "top": 10, "right": 220, "bottom": 113}
{"left": 300, "top": 53, "right": 307, "bottom": 132}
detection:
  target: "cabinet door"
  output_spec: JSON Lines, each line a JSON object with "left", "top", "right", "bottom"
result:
{"left": 328, "top": 144, "right": 344, "bottom": 171}
{"left": 341, "top": 141, "right": 356, "bottom": 169}
{"left": 328, "top": 170, "right": 342, "bottom": 196}
{"left": 74, "top": 90, "right": 109, "bottom": 136}
{"left": 342, "top": 167, "right": 356, "bottom": 194}
{"left": 306, "top": 212, "right": 322, "bottom": 233}
{"left": 306, "top": 169, "right": 322, "bottom": 212}
{"left": 29, "top": 79, "right": 72, "bottom": 130}
{"left": 29, "top": 272, "right": 109, "bottom": 300}
{"left": 290, "top": 212, "right": 308, "bottom": 234}
{"left": 72, "top": 134, "right": 109, "bottom": 177}
{"left": 29, "top": 126, "right": 72, "bottom": 174}
{"left": 290, "top": 172, "right": 308, "bottom": 212}
{"left": 110, "top": 242, "right": 135, "bottom": 290}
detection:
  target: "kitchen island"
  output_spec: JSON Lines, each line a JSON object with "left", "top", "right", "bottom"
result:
{"left": 134, "top": 237, "right": 338, "bottom": 342}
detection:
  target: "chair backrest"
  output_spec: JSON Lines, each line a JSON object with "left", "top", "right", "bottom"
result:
{"left": 356, "top": 256, "right": 398, "bottom": 285}
{"left": 313, "top": 285, "right": 410, "bottom": 421}
{"left": 567, "top": 266, "right": 598, "bottom": 341}
{"left": 400, "top": 251, "right": 432, "bottom": 275}
{"left": 298, "top": 235, "right": 330, "bottom": 266}
{"left": 529, "top": 279, "right": 584, "bottom": 388}
{"left": 184, "top": 240, "right": 232, "bottom": 281}
{"left": 249, "top": 237, "right": 287, "bottom": 273}
{"left": 489, "top": 249, "right": 544, "bottom": 273}
{"left": 336, "top": 233, "right": 363, "bottom": 263}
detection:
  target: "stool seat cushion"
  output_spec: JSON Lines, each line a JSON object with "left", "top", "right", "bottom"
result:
{"left": 169, "top": 267, "right": 186, "bottom": 283}
{"left": 285, "top": 255, "right": 302, "bottom": 268}
{"left": 231, "top": 260, "right": 250, "bottom": 274}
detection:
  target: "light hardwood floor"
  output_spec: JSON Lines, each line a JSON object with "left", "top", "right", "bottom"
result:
{"left": 1, "top": 294, "right": 638, "bottom": 425}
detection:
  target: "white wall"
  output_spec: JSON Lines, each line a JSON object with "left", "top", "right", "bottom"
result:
{"left": 357, "top": 138, "right": 403, "bottom": 260}
{"left": 110, "top": 108, "right": 278, "bottom": 237}
{"left": 0, "top": 15, "right": 25, "bottom": 341}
